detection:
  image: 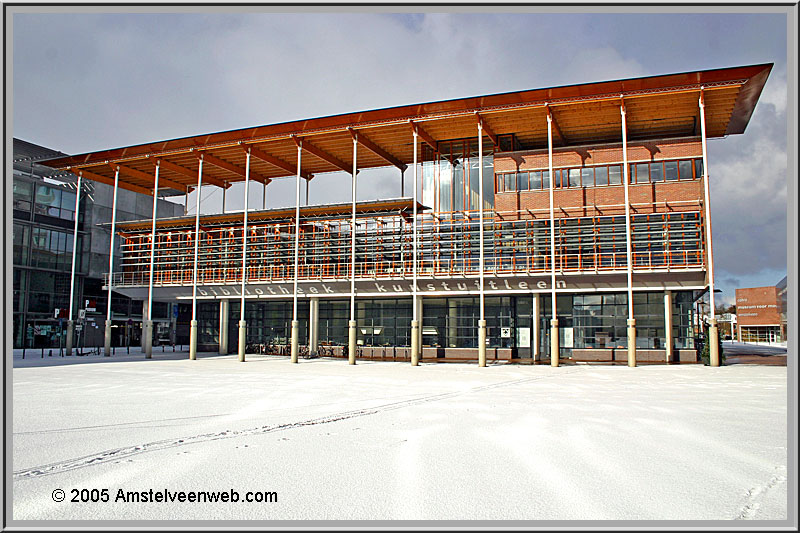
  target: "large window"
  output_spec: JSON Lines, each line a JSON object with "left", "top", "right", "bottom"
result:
{"left": 29, "top": 227, "right": 80, "bottom": 271}
{"left": 496, "top": 157, "right": 703, "bottom": 192}
{"left": 356, "top": 298, "right": 412, "bottom": 347}
{"left": 34, "top": 184, "right": 77, "bottom": 221}
{"left": 422, "top": 297, "right": 514, "bottom": 349}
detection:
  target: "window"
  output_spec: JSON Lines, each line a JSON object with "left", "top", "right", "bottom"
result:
{"left": 650, "top": 162, "right": 664, "bottom": 182}
{"left": 517, "top": 172, "right": 529, "bottom": 191}
{"left": 635, "top": 163, "right": 649, "bottom": 184}
{"left": 695, "top": 158, "right": 704, "bottom": 179}
{"left": 608, "top": 165, "right": 622, "bottom": 185}
{"left": 530, "top": 171, "right": 542, "bottom": 190}
{"left": 581, "top": 167, "right": 594, "bottom": 187}
{"left": 678, "top": 159, "right": 693, "bottom": 180}
{"left": 665, "top": 161, "right": 679, "bottom": 181}
{"left": 568, "top": 168, "right": 581, "bottom": 187}
{"left": 595, "top": 166, "right": 609, "bottom": 186}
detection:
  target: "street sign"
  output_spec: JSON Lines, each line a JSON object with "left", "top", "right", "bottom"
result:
{"left": 78, "top": 309, "right": 86, "bottom": 320}
{"left": 173, "top": 305, "right": 179, "bottom": 318}
{"left": 501, "top": 327, "right": 511, "bottom": 338}
{"left": 54, "top": 308, "right": 60, "bottom": 319}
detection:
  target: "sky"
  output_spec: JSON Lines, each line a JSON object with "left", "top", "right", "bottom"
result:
{"left": 11, "top": 10, "right": 792, "bottom": 307}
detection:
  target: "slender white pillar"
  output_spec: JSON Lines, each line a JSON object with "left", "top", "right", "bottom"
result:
{"left": 664, "top": 290, "right": 673, "bottom": 363}
{"left": 411, "top": 128, "right": 420, "bottom": 366}
{"left": 532, "top": 293, "right": 540, "bottom": 360}
{"left": 547, "top": 108, "right": 559, "bottom": 367}
{"left": 309, "top": 297, "right": 319, "bottom": 355}
{"left": 306, "top": 178, "right": 309, "bottom": 206}
{"left": 219, "top": 299, "right": 229, "bottom": 354}
{"left": 621, "top": 100, "right": 636, "bottom": 367}
{"left": 478, "top": 120, "right": 487, "bottom": 368}
{"left": 104, "top": 166, "right": 120, "bottom": 356}
{"left": 263, "top": 180, "right": 267, "bottom": 210}
{"left": 184, "top": 187, "right": 189, "bottom": 216}
{"left": 699, "top": 88, "right": 719, "bottom": 367}
{"left": 144, "top": 162, "right": 160, "bottom": 359}
{"left": 189, "top": 155, "right": 204, "bottom": 360}
{"left": 348, "top": 136, "right": 358, "bottom": 365}
{"left": 221, "top": 180, "right": 227, "bottom": 214}
{"left": 238, "top": 149, "right": 251, "bottom": 363}
{"left": 291, "top": 143, "right": 302, "bottom": 364}
{"left": 66, "top": 170, "right": 83, "bottom": 357}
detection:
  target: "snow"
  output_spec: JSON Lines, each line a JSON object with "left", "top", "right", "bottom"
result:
{"left": 11, "top": 352, "right": 789, "bottom": 521}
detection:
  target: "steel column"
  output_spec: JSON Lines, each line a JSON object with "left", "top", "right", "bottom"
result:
{"left": 291, "top": 143, "right": 302, "bottom": 363}
{"left": 664, "top": 290, "right": 673, "bottom": 363}
{"left": 478, "top": 121, "right": 487, "bottom": 368}
{"left": 104, "top": 167, "right": 120, "bottom": 356}
{"left": 547, "top": 109, "right": 559, "bottom": 367}
{"left": 621, "top": 100, "right": 636, "bottom": 367}
{"left": 189, "top": 156, "right": 204, "bottom": 361}
{"left": 348, "top": 136, "right": 358, "bottom": 365}
{"left": 144, "top": 163, "right": 160, "bottom": 359}
{"left": 411, "top": 129, "right": 420, "bottom": 366}
{"left": 699, "top": 88, "right": 720, "bottom": 367}
{"left": 238, "top": 149, "right": 251, "bottom": 363}
{"left": 65, "top": 170, "right": 83, "bottom": 357}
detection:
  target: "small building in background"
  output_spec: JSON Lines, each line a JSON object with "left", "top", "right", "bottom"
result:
{"left": 735, "top": 279, "right": 786, "bottom": 343}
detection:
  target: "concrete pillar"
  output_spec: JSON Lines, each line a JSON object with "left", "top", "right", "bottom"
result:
{"left": 348, "top": 319, "right": 357, "bottom": 365}
{"left": 66, "top": 320, "right": 74, "bottom": 356}
{"left": 415, "top": 295, "right": 423, "bottom": 361}
{"left": 290, "top": 320, "right": 299, "bottom": 363}
{"left": 550, "top": 319, "right": 559, "bottom": 367}
{"left": 709, "top": 318, "right": 720, "bottom": 367}
{"left": 478, "top": 319, "right": 487, "bottom": 367}
{"left": 309, "top": 297, "right": 319, "bottom": 355}
{"left": 627, "top": 319, "right": 637, "bottom": 367}
{"left": 411, "top": 320, "right": 419, "bottom": 366}
{"left": 104, "top": 319, "right": 112, "bottom": 356}
{"left": 144, "top": 320, "right": 154, "bottom": 359}
{"left": 219, "top": 300, "right": 229, "bottom": 354}
{"left": 532, "top": 294, "right": 541, "bottom": 360}
{"left": 141, "top": 299, "right": 148, "bottom": 351}
{"left": 238, "top": 319, "right": 247, "bottom": 362}
{"left": 664, "top": 290, "right": 673, "bottom": 363}
{"left": 189, "top": 319, "right": 198, "bottom": 360}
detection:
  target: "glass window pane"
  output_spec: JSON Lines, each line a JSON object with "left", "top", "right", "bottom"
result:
{"left": 608, "top": 165, "right": 622, "bottom": 185}
{"left": 542, "top": 170, "right": 551, "bottom": 189}
{"left": 665, "top": 161, "right": 679, "bottom": 181}
{"left": 636, "top": 163, "right": 649, "bottom": 184}
{"left": 568, "top": 168, "right": 580, "bottom": 187}
{"left": 679, "top": 160, "right": 693, "bottom": 180}
{"left": 695, "top": 158, "right": 704, "bottom": 179}
{"left": 505, "top": 173, "right": 515, "bottom": 191}
{"left": 595, "top": 166, "right": 609, "bottom": 186}
{"left": 517, "top": 172, "right": 529, "bottom": 191}
{"left": 580, "top": 167, "right": 593, "bottom": 187}
{"left": 650, "top": 162, "right": 663, "bottom": 182}
{"left": 530, "top": 171, "right": 542, "bottom": 190}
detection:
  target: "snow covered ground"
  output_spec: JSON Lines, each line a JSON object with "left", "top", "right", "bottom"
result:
{"left": 11, "top": 352, "right": 789, "bottom": 522}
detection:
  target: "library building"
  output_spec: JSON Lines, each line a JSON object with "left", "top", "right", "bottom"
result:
{"left": 41, "top": 63, "right": 772, "bottom": 367}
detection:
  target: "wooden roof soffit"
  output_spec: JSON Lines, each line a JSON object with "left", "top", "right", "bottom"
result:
{"left": 408, "top": 120, "right": 437, "bottom": 151}
{"left": 69, "top": 166, "right": 153, "bottom": 196}
{"left": 544, "top": 105, "right": 568, "bottom": 146}
{"left": 474, "top": 113, "right": 499, "bottom": 148}
{"left": 347, "top": 127, "right": 407, "bottom": 172}
{"left": 294, "top": 135, "right": 355, "bottom": 174}
{"left": 152, "top": 157, "right": 199, "bottom": 189}
{"left": 241, "top": 143, "right": 310, "bottom": 181}
{"left": 190, "top": 151, "right": 242, "bottom": 188}
{"left": 111, "top": 162, "right": 187, "bottom": 193}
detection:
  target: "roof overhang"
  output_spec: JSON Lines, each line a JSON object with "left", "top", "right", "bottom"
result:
{"left": 40, "top": 63, "right": 772, "bottom": 196}
{"left": 108, "top": 197, "right": 427, "bottom": 232}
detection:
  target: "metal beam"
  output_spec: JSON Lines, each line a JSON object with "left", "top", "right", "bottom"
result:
{"left": 113, "top": 162, "right": 187, "bottom": 193}
{"left": 295, "top": 136, "right": 353, "bottom": 174}
{"left": 408, "top": 120, "right": 437, "bottom": 151}
{"left": 347, "top": 127, "right": 407, "bottom": 171}
{"left": 242, "top": 143, "right": 310, "bottom": 181}
{"left": 164, "top": 156, "right": 227, "bottom": 189}
{"left": 475, "top": 113, "right": 499, "bottom": 148}
{"left": 69, "top": 166, "right": 152, "bottom": 196}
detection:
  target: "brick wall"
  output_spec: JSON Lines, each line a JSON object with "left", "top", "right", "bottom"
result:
{"left": 736, "top": 286, "right": 782, "bottom": 326}
{"left": 497, "top": 181, "right": 704, "bottom": 219}
{"left": 494, "top": 138, "right": 703, "bottom": 173}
